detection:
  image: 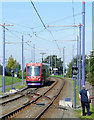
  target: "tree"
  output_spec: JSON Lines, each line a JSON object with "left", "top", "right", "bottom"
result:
{"left": 0, "top": 65, "right": 2, "bottom": 75}
{"left": 6, "top": 55, "right": 21, "bottom": 76}
{"left": 66, "top": 54, "right": 94, "bottom": 85}
{"left": 7, "top": 55, "right": 16, "bottom": 69}
{"left": 43, "top": 55, "right": 63, "bottom": 75}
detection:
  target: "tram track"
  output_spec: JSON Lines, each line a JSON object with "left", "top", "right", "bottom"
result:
{"left": 12, "top": 77, "right": 65, "bottom": 119}
{"left": 34, "top": 78, "right": 65, "bottom": 120}
{"left": 0, "top": 77, "right": 58, "bottom": 119}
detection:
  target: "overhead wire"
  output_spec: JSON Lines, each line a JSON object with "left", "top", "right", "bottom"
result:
{"left": 72, "top": 0, "right": 77, "bottom": 40}
{"left": 46, "top": 12, "right": 82, "bottom": 25}
{"left": 30, "top": 0, "right": 46, "bottom": 29}
{"left": 29, "top": 0, "right": 61, "bottom": 54}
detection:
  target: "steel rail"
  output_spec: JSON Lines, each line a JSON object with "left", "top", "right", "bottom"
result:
{"left": 34, "top": 79, "right": 65, "bottom": 120}
{"left": 0, "top": 79, "right": 58, "bottom": 119}
{"left": 0, "top": 87, "right": 35, "bottom": 105}
{"left": 0, "top": 86, "right": 28, "bottom": 99}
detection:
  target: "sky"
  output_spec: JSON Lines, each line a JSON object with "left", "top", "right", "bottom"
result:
{"left": 0, "top": 0, "right": 93, "bottom": 68}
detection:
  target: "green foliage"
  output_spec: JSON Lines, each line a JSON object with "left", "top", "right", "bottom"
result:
{"left": 0, "top": 75, "right": 26, "bottom": 87}
{"left": 66, "top": 54, "right": 94, "bottom": 85}
{"left": 18, "top": 70, "right": 26, "bottom": 79}
{"left": 43, "top": 55, "right": 63, "bottom": 75}
{"left": 0, "top": 65, "right": 2, "bottom": 75}
{"left": 7, "top": 55, "right": 16, "bottom": 69}
{"left": 0, "top": 75, "right": 2, "bottom": 87}
{"left": 6, "top": 55, "right": 21, "bottom": 76}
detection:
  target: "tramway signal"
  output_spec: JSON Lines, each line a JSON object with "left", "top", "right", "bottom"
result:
{"left": 72, "top": 65, "right": 78, "bottom": 76}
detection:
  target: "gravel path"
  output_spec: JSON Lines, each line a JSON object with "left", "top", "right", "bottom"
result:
{"left": 41, "top": 78, "right": 77, "bottom": 118}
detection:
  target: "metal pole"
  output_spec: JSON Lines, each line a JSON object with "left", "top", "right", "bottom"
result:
{"left": 82, "top": 1, "right": 85, "bottom": 86}
{"left": 72, "top": 45, "right": 74, "bottom": 66}
{"left": 34, "top": 44, "right": 35, "bottom": 63}
{"left": 12, "top": 73, "right": 13, "bottom": 89}
{"left": 79, "top": 23, "right": 81, "bottom": 92}
{"left": 3, "top": 23, "right": 5, "bottom": 93}
{"left": 72, "top": 45, "right": 74, "bottom": 80}
{"left": 49, "top": 56, "right": 50, "bottom": 66}
{"left": 22, "top": 35, "right": 24, "bottom": 85}
{"left": 77, "top": 35, "right": 79, "bottom": 86}
{"left": 51, "top": 56, "right": 52, "bottom": 67}
{"left": 74, "top": 77, "right": 76, "bottom": 109}
{"left": 41, "top": 55, "right": 43, "bottom": 63}
{"left": 63, "top": 48, "right": 65, "bottom": 78}
{"left": 55, "top": 56, "right": 56, "bottom": 68}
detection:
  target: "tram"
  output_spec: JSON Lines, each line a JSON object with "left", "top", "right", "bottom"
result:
{"left": 26, "top": 63, "right": 50, "bottom": 86}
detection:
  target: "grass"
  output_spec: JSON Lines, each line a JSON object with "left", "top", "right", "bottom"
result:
{"left": 0, "top": 75, "right": 25, "bottom": 87}
{"left": 52, "top": 75, "right": 94, "bottom": 119}
{"left": 0, "top": 75, "right": 26, "bottom": 95}
{"left": 51, "top": 75, "right": 63, "bottom": 78}
{"left": 0, "top": 84, "right": 26, "bottom": 96}
{"left": 71, "top": 78, "right": 94, "bottom": 119}
{"left": 74, "top": 104, "right": 94, "bottom": 119}
{"left": 0, "top": 75, "right": 2, "bottom": 87}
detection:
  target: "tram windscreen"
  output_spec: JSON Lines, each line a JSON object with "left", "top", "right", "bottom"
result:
{"left": 27, "top": 66, "right": 40, "bottom": 76}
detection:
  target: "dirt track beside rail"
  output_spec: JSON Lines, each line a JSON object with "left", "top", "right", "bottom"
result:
{"left": 41, "top": 78, "right": 77, "bottom": 118}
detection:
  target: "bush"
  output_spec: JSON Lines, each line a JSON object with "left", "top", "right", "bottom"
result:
{"left": 5, "top": 70, "right": 11, "bottom": 76}
{"left": 18, "top": 70, "right": 26, "bottom": 79}
{"left": 88, "top": 73, "right": 92, "bottom": 84}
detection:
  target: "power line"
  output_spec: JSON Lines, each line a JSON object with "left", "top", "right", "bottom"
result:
{"left": 29, "top": 1, "right": 61, "bottom": 53}
{"left": 72, "top": 0, "right": 76, "bottom": 41}
{"left": 46, "top": 12, "right": 82, "bottom": 25}
{"left": 72, "top": 0, "right": 75, "bottom": 25}
{"left": 30, "top": 0, "right": 46, "bottom": 29}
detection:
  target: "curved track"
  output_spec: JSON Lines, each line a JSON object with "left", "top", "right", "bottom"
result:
{"left": 1, "top": 77, "right": 59, "bottom": 119}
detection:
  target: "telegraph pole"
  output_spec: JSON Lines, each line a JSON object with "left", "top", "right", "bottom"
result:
{"left": 22, "top": 35, "right": 24, "bottom": 85}
{"left": 82, "top": 1, "right": 85, "bottom": 86}
{"left": 79, "top": 23, "right": 82, "bottom": 92}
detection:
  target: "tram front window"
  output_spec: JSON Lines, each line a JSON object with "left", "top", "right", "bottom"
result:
{"left": 27, "top": 66, "right": 40, "bottom": 76}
